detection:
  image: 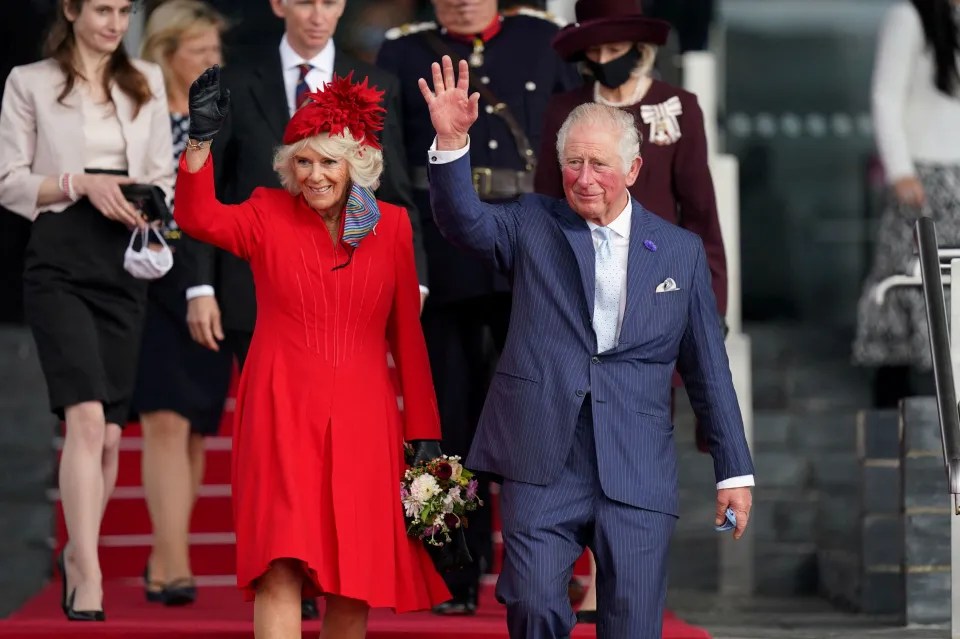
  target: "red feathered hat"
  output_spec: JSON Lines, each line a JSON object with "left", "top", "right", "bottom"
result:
{"left": 282, "top": 72, "right": 386, "bottom": 149}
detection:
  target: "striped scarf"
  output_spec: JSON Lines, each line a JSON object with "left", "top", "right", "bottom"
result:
{"left": 342, "top": 184, "right": 380, "bottom": 248}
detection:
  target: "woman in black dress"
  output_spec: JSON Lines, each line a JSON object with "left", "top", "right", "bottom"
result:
{"left": 0, "top": 0, "right": 174, "bottom": 620}
{"left": 133, "top": 0, "right": 232, "bottom": 606}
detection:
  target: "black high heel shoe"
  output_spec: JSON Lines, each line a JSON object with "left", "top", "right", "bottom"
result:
{"left": 143, "top": 564, "right": 164, "bottom": 603}
{"left": 56, "top": 551, "right": 68, "bottom": 616}
{"left": 161, "top": 577, "right": 197, "bottom": 606}
{"left": 65, "top": 588, "right": 105, "bottom": 622}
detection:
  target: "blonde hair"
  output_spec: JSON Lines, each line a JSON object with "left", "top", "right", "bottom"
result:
{"left": 273, "top": 131, "right": 384, "bottom": 195}
{"left": 140, "top": 0, "right": 227, "bottom": 95}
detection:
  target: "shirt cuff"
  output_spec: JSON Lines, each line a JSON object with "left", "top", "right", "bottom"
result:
{"left": 428, "top": 136, "right": 471, "bottom": 164}
{"left": 717, "top": 474, "right": 755, "bottom": 490}
{"left": 185, "top": 285, "right": 215, "bottom": 300}
{"left": 419, "top": 285, "right": 429, "bottom": 296}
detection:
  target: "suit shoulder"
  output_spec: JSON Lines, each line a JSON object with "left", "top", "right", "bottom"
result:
{"left": 248, "top": 186, "right": 290, "bottom": 207}
{"left": 376, "top": 200, "right": 412, "bottom": 233}
{"left": 131, "top": 58, "right": 165, "bottom": 89}
{"left": 503, "top": 7, "right": 568, "bottom": 28}
{"left": 643, "top": 210, "right": 704, "bottom": 248}
{"left": 6, "top": 59, "right": 61, "bottom": 89}
{"left": 384, "top": 20, "right": 438, "bottom": 41}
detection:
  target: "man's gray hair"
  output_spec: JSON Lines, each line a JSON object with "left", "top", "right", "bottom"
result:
{"left": 555, "top": 103, "right": 641, "bottom": 174}
{"left": 273, "top": 131, "right": 383, "bottom": 195}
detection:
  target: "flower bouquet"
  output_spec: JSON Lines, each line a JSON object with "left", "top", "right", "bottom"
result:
{"left": 401, "top": 452, "right": 483, "bottom": 571}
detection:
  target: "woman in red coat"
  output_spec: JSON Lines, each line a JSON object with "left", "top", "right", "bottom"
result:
{"left": 174, "top": 67, "right": 449, "bottom": 638}
{"left": 535, "top": 0, "right": 730, "bottom": 623}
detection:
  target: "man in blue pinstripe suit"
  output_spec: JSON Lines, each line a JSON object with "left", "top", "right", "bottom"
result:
{"left": 419, "top": 56, "right": 755, "bottom": 639}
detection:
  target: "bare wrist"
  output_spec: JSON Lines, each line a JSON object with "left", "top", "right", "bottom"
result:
{"left": 436, "top": 135, "right": 468, "bottom": 151}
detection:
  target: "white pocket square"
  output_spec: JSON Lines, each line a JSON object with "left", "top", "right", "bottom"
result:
{"left": 655, "top": 278, "right": 679, "bottom": 293}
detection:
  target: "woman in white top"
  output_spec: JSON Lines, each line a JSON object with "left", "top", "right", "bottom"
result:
{"left": 0, "top": 0, "right": 173, "bottom": 620}
{"left": 854, "top": 0, "right": 960, "bottom": 406}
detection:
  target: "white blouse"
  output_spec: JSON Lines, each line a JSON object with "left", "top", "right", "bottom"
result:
{"left": 81, "top": 89, "right": 128, "bottom": 171}
{"left": 872, "top": 2, "right": 960, "bottom": 182}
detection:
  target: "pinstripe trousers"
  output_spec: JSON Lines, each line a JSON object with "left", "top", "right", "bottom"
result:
{"left": 495, "top": 399, "right": 677, "bottom": 639}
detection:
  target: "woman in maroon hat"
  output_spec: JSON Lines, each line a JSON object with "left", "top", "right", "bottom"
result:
{"left": 533, "top": 0, "right": 731, "bottom": 624}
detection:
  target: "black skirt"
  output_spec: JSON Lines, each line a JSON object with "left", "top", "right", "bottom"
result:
{"left": 23, "top": 197, "right": 148, "bottom": 426}
{"left": 129, "top": 260, "right": 233, "bottom": 436}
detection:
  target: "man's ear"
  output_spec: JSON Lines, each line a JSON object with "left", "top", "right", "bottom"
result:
{"left": 269, "top": 0, "right": 286, "bottom": 20}
{"left": 625, "top": 156, "right": 643, "bottom": 187}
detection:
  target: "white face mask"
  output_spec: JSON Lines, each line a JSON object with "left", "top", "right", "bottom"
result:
{"left": 123, "top": 226, "right": 174, "bottom": 280}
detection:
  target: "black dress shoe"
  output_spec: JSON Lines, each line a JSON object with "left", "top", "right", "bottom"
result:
{"left": 301, "top": 597, "right": 319, "bottom": 620}
{"left": 143, "top": 564, "right": 164, "bottom": 603}
{"left": 431, "top": 585, "right": 477, "bottom": 616}
{"left": 161, "top": 577, "right": 197, "bottom": 606}
{"left": 576, "top": 609, "right": 598, "bottom": 624}
{"left": 65, "top": 589, "right": 105, "bottom": 622}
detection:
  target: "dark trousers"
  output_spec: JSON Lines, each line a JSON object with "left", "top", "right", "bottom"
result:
{"left": 497, "top": 402, "right": 676, "bottom": 639}
{"left": 421, "top": 292, "right": 511, "bottom": 592}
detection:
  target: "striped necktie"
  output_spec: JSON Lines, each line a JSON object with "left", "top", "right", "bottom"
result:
{"left": 295, "top": 63, "right": 312, "bottom": 110}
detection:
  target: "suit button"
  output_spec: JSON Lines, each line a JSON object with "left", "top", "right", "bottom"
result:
{"left": 591, "top": 357, "right": 600, "bottom": 364}
{"left": 576, "top": 389, "right": 585, "bottom": 397}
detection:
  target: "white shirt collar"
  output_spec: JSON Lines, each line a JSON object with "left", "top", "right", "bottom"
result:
{"left": 279, "top": 33, "right": 335, "bottom": 76}
{"left": 585, "top": 193, "right": 633, "bottom": 238}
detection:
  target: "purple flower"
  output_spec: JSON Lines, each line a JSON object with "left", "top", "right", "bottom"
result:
{"left": 466, "top": 479, "right": 478, "bottom": 501}
{"left": 643, "top": 240, "right": 657, "bottom": 252}
{"left": 400, "top": 486, "right": 410, "bottom": 500}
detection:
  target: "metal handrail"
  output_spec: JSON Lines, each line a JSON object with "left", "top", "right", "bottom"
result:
{"left": 915, "top": 217, "right": 960, "bottom": 513}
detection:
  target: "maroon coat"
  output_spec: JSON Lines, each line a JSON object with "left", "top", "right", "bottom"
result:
{"left": 535, "top": 79, "right": 728, "bottom": 315}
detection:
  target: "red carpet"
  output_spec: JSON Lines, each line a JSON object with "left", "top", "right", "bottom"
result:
{"left": 0, "top": 582, "right": 710, "bottom": 638}
{"left": 1, "top": 366, "right": 711, "bottom": 638}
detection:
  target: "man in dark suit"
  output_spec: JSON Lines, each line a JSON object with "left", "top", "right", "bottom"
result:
{"left": 421, "top": 56, "right": 754, "bottom": 638}
{"left": 375, "top": 0, "right": 580, "bottom": 613}
{"left": 178, "top": 0, "right": 426, "bottom": 619}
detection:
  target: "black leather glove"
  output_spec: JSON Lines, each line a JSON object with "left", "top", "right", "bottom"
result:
{"left": 409, "top": 439, "right": 443, "bottom": 467}
{"left": 188, "top": 65, "right": 231, "bottom": 142}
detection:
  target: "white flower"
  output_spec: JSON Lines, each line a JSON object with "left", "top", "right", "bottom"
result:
{"left": 410, "top": 473, "right": 441, "bottom": 503}
{"left": 449, "top": 460, "right": 463, "bottom": 482}
{"left": 402, "top": 498, "right": 422, "bottom": 519}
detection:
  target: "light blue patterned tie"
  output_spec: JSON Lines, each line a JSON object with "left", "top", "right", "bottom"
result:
{"left": 593, "top": 226, "right": 621, "bottom": 353}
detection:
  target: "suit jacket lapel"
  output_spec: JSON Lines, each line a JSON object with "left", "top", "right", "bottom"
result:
{"left": 555, "top": 200, "right": 596, "bottom": 322}
{"left": 620, "top": 199, "right": 659, "bottom": 346}
{"left": 250, "top": 51, "right": 290, "bottom": 141}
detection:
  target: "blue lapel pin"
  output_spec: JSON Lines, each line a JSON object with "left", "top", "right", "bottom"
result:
{"left": 643, "top": 240, "right": 657, "bottom": 252}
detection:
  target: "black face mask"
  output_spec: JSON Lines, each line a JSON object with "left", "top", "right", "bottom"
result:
{"left": 584, "top": 46, "right": 642, "bottom": 89}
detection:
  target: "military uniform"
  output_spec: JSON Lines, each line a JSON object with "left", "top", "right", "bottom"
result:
{"left": 376, "top": 10, "right": 581, "bottom": 608}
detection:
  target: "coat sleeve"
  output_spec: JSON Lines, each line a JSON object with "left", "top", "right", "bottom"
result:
{"left": 672, "top": 94, "right": 727, "bottom": 315}
{"left": 676, "top": 239, "right": 753, "bottom": 482}
{"left": 428, "top": 153, "right": 522, "bottom": 275}
{"left": 173, "top": 153, "right": 264, "bottom": 262}
{"left": 871, "top": 3, "right": 921, "bottom": 182}
{"left": 0, "top": 67, "right": 46, "bottom": 220}
{"left": 374, "top": 72, "right": 429, "bottom": 290}
{"left": 176, "top": 92, "right": 238, "bottom": 290}
{"left": 386, "top": 207, "right": 441, "bottom": 441}
{"left": 533, "top": 98, "right": 566, "bottom": 198}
